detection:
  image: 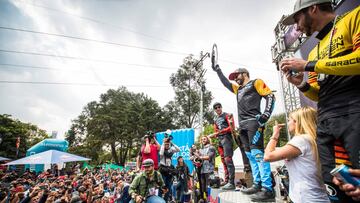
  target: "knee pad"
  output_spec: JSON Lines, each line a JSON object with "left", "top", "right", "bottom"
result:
{"left": 251, "top": 149, "right": 264, "bottom": 162}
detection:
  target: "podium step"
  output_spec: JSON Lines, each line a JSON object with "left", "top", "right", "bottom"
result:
{"left": 217, "top": 191, "right": 276, "bottom": 203}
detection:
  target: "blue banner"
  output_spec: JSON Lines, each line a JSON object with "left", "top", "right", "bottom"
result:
{"left": 156, "top": 128, "right": 194, "bottom": 173}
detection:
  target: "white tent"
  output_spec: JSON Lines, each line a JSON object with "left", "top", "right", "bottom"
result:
{"left": 0, "top": 156, "right": 11, "bottom": 162}
{"left": 5, "top": 150, "right": 90, "bottom": 165}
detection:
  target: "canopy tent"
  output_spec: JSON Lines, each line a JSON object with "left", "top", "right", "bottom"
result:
{"left": 102, "top": 163, "right": 123, "bottom": 171}
{"left": 5, "top": 150, "right": 90, "bottom": 165}
{"left": 82, "top": 162, "right": 94, "bottom": 170}
{"left": 0, "top": 156, "right": 11, "bottom": 162}
{"left": 25, "top": 139, "right": 69, "bottom": 172}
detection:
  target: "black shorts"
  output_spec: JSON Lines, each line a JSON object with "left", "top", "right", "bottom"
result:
{"left": 317, "top": 113, "right": 360, "bottom": 183}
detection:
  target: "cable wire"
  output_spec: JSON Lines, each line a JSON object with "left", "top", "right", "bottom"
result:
{"left": 15, "top": 0, "right": 176, "bottom": 45}
{"left": 0, "top": 26, "right": 189, "bottom": 56}
{"left": 0, "top": 49, "right": 178, "bottom": 70}
{"left": 0, "top": 80, "right": 172, "bottom": 88}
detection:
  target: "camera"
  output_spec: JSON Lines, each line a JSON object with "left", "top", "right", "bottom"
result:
{"left": 164, "top": 134, "right": 173, "bottom": 141}
{"left": 164, "top": 129, "right": 173, "bottom": 141}
{"left": 144, "top": 131, "right": 155, "bottom": 140}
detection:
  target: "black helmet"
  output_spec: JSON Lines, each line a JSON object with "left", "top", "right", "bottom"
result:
{"left": 213, "top": 102, "right": 222, "bottom": 109}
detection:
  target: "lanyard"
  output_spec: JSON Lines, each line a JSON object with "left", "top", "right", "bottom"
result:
{"left": 317, "top": 15, "right": 338, "bottom": 60}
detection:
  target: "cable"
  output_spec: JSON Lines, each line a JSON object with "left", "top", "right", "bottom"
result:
{"left": 4, "top": 2, "right": 276, "bottom": 73}
{"left": 15, "top": 0, "right": 176, "bottom": 45}
{"left": 0, "top": 80, "right": 172, "bottom": 88}
{"left": 0, "top": 26, "right": 190, "bottom": 56}
{"left": 0, "top": 49, "right": 178, "bottom": 70}
{"left": 0, "top": 63, "right": 73, "bottom": 71}
{"left": 0, "top": 26, "right": 275, "bottom": 73}
{"left": 0, "top": 63, "right": 172, "bottom": 74}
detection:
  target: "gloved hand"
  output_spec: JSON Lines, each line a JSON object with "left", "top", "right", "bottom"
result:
{"left": 256, "top": 114, "right": 269, "bottom": 126}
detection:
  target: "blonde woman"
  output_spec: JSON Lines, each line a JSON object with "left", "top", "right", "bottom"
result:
{"left": 264, "top": 107, "right": 329, "bottom": 203}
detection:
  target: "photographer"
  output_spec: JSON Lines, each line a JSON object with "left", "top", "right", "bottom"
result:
{"left": 137, "top": 132, "right": 160, "bottom": 171}
{"left": 129, "top": 159, "right": 165, "bottom": 203}
{"left": 158, "top": 130, "right": 180, "bottom": 202}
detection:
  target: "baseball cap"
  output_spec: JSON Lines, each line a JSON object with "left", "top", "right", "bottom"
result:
{"left": 228, "top": 68, "right": 249, "bottom": 80}
{"left": 282, "top": 0, "right": 331, "bottom": 25}
{"left": 142, "top": 159, "right": 154, "bottom": 167}
{"left": 213, "top": 102, "right": 222, "bottom": 109}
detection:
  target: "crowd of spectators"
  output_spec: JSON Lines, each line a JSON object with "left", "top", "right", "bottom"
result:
{"left": 0, "top": 165, "right": 135, "bottom": 203}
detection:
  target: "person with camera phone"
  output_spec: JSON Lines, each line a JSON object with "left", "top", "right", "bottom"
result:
{"left": 137, "top": 131, "right": 161, "bottom": 171}
{"left": 158, "top": 129, "right": 180, "bottom": 202}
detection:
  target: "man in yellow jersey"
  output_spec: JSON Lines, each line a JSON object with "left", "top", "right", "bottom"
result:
{"left": 281, "top": 0, "right": 360, "bottom": 202}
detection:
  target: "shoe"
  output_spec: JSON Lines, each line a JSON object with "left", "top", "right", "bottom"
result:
{"left": 221, "top": 183, "right": 235, "bottom": 190}
{"left": 250, "top": 188, "right": 275, "bottom": 202}
{"left": 240, "top": 184, "right": 261, "bottom": 195}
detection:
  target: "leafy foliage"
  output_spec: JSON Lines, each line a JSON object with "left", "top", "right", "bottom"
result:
{"left": 264, "top": 113, "right": 288, "bottom": 147}
{"left": 66, "top": 86, "right": 178, "bottom": 165}
{"left": 0, "top": 114, "right": 49, "bottom": 159}
{"left": 168, "top": 54, "right": 214, "bottom": 128}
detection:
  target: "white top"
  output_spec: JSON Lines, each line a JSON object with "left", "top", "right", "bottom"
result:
{"left": 159, "top": 143, "right": 180, "bottom": 166}
{"left": 285, "top": 135, "right": 330, "bottom": 203}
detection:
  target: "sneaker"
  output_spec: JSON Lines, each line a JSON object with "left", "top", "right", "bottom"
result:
{"left": 221, "top": 183, "right": 235, "bottom": 190}
{"left": 220, "top": 181, "right": 227, "bottom": 186}
{"left": 240, "top": 184, "right": 261, "bottom": 195}
{"left": 250, "top": 188, "right": 275, "bottom": 202}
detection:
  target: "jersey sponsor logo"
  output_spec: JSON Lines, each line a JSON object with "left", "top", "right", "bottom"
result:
{"left": 331, "top": 35, "right": 344, "bottom": 52}
{"left": 318, "top": 35, "right": 344, "bottom": 58}
{"left": 252, "top": 128, "right": 263, "bottom": 145}
{"left": 215, "top": 116, "right": 227, "bottom": 130}
{"left": 325, "top": 57, "right": 360, "bottom": 66}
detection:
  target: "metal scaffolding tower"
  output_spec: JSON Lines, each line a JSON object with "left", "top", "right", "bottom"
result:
{"left": 271, "top": 16, "right": 306, "bottom": 114}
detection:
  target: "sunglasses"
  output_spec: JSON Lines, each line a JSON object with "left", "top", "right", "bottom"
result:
{"left": 214, "top": 106, "right": 221, "bottom": 110}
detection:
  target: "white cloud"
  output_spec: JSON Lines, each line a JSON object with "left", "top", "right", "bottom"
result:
{"left": 0, "top": 0, "right": 294, "bottom": 137}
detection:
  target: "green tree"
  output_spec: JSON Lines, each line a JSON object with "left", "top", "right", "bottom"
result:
{"left": 264, "top": 113, "right": 288, "bottom": 147}
{"left": 66, "top": 86, "right": 177, "bottom": 165}
{"left": 169, "top": 54, "right": 214, "bottom": 128}
{"left": 0, "top": 114, "right": 49, "bottom": 159}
